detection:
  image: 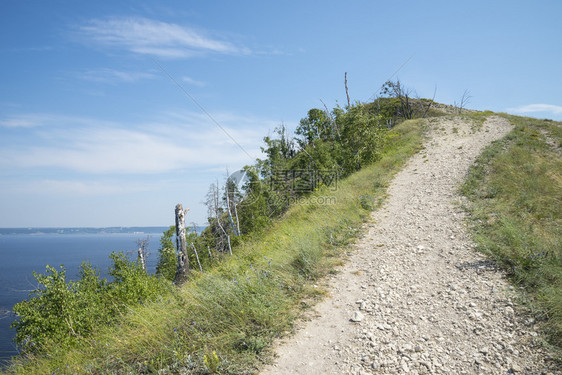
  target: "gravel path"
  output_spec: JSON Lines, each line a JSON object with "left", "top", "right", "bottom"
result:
{"left": 261, "top": 116, "right": 561, "bottom": 375}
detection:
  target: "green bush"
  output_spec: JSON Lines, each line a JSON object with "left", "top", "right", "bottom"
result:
{"left": 11, "top": 265, "right": 84, "bottom": 351}
{"left": 108, "top": 252, "right": 169, "bottom": 306}
{"left": 11, "top": 252, "right": 170, "bottom": 353}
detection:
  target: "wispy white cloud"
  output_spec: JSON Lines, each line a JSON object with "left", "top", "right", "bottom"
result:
{"left": 78, "top": 68, "right": 156, "bottom": 83}
{"left": 12, "top": 130, "right": 190, "bottom": 174}
{"left": 0, "top": 111, "right": 272, "bottom": 174}
{"left": 0, "top": 113, "right": 115, "bottom": 129}
{"left": 27, "top": 179, "right": 153, "bottom": 196}
{"left": 78, "top": 16, "right": 249, "bottom": 59}
{"left": 182, "top": 76, "right": 206, "bottom": 87}
{"left": 508, "top": 103, "right": 562, "bottom": 115}
{"left": 0, "top": 114, "right": 51, "bottom": 128}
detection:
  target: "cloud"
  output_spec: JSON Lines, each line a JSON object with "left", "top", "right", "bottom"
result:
{"left": 0, "top": 111, "right": 271, "bottom": 174}
{"left": 7, "top": 128, "right": 252, "bottom": 174}
{"left": 30, "top": 180, "right": 153, "bottom": 196}
{"left": 17, "top": 130, "right": 191, "bottom": 174}
{"left": 0, "top": 114, "right": 46, "bottom": 128}
{"left": 0, "top": 113, "right": 115, "bottom": 129}
{"left": 182, "top": 76, "right": 206, "bottom": 87}
{"left": 78, "top": 16, "right": 248, "bottom": 58}
{"left": 78, "top": 68, "right": 156, "bottom": 83}
{"left": 508, "top": 104, "right": 562, "bottom": 115}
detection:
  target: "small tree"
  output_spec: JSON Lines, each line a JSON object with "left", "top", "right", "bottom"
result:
{"left": 236, "top": 167, "right": 271, "bottom": 235}
{"left": 295, "top": 109, "right": 333, "bottom": 148}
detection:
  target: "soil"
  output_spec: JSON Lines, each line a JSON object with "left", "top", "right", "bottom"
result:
{"left": 261, "top": 116, "right": 561, "bottom": 375}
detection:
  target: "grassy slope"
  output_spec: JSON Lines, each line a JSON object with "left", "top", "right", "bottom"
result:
{"left": 461, "top": 114, "right": 562, "bottom": 355}
{"left": 5, "top": 120, "right": 425, "bottom": 375}
{"left": 7, "top": 112, "right": 561, "bottom": 374}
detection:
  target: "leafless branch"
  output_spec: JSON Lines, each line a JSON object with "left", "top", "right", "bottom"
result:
{"left": 455, "top": 89, "right": 472, "bottom": 114}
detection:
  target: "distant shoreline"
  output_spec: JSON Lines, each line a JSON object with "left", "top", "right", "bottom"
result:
{"left": 0, "top": 226, "right": 206, "bottom": 236}
{"left": 0, "top": 227, "right": 169, "bottom": 236}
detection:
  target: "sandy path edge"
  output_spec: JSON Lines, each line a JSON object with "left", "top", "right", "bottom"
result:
{"left": 260, "top": 116, "right": 561, "bottom": 375}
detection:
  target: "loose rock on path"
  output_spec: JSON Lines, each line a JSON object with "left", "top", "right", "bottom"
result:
{"left": 261, "top": 116, "right": 561, "bottom": 375}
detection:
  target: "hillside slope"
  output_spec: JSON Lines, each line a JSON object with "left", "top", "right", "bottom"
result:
{"left": 262, "top": 116, "right": 561, "bottom": 375}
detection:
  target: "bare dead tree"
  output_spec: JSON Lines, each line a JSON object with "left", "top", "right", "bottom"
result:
{"left": 398, "top": 81, "right": 414, "bottom": 120}
{"left": 206, "top": 182, "right": 232, "bottom": 255}
{"left": 416, "top": 85, "right": 437, "bottom": 118}
{"left": 460, "top": 90, "right": 472, "bottom": 111}
{"left": 174, "top": 204, "right": 190, "bottom": 285}
{"left": 212, "top": 181, "right": 226, "bottom": 235}
{"left": 191, "top": 222, "right": 199, "bottom": 234}
{"left": 224, "top": 178, "right": 240, "bottom": 237}
{"left": 136, "top": 236, "right": 150, "bottom": 271}
{"left": 217, "top": 171, "right": 245, "bottom": 245}
{"left": 189, "top": 222, "right": 204, "bottom": 270}
{"left": 190, "top": 242, "right": 203, "bottom": 272}
{"left": 455, "top": 89, "right": 472, "bottom": 114}
{"left": 233, "top": 195, "right": 240, "bottom": 237}
{"left": 226, "top": 236, "right": 232, "bottom": 256}
{"left": 381, "top": 80, "right": 414, "bottom": 120}
{"left": 345, "top": 72, "right": 351, "bottom": 108}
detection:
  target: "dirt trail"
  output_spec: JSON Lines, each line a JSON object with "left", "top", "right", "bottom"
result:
{"left": 261, "top": 116, "right": 561, "bottom": 375}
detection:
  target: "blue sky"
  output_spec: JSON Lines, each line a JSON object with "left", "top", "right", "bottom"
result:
{"left": 1, "top": 0, "right": 561, "bottom": 227}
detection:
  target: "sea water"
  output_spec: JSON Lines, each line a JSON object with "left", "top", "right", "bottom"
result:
{"left": 0, "top": 229, "right": 168, "bottom": 364}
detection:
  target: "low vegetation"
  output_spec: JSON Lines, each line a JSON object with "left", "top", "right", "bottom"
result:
{"left": 10, "top": 254, "right": 171, "bottom": 353}
{"left": 461, "top": 114, "right": 562, "bottom": 354}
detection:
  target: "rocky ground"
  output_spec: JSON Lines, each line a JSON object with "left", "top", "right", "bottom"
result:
{"left": 261, "top": 116, "right": 561, "bottom": 375}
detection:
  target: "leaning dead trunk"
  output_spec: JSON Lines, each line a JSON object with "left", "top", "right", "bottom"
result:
{"left": 137, "top": 247, "right": 146, "bottom": 270}
{"left": 345, "top": 72, "right": 351, "bottom": 108}
{"left": 136, "top": 236, "right": 149, "bottom": 271}
{"left": 190, "top": 242, "right": 203, "bottom": 272}
{"left": 174, "top": 204, "right": 190, "bottom": 285}
{"left": 225, "top": 186, "right": 240, "bottom": 236}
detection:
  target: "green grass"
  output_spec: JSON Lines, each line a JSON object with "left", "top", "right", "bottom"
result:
{"left": 4, "top": 119, "right": 425, "bottom": 375}
{"left": 461, "top": 114, "right": 562, "bottom": 354}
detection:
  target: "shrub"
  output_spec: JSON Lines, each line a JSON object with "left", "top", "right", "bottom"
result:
{"left": 11, "top": 253, "right": 170, "bottom": 353}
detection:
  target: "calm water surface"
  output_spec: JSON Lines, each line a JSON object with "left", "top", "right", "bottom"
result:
{"left": 0, "top": 231, "right": 165, "bottom": 364}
